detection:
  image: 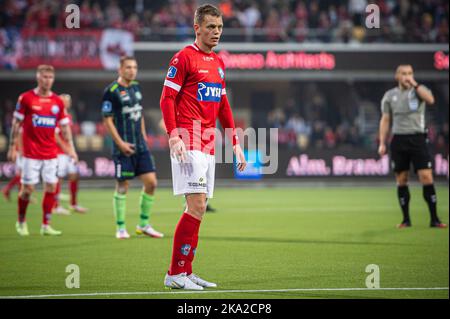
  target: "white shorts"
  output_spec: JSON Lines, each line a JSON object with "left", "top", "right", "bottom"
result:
{"left": 57, "top": 154, "right": 78, "bottom": 178}
{"left": 21, "top": 157, "right": 58, "bottom": 185}
{"left": 171, "top": 150, "right": 215, "bottom": 199}
{"left": 15, "top": 155, "right": 24, "bottom": 174}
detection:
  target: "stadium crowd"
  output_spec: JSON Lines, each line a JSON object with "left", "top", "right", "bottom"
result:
{"left": 0, "top": 0, "right": 448, "bottom": 43}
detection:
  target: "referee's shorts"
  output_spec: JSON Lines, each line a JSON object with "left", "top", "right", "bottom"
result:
{"left": 390, "top": 133, "right": 433, "bottom": 173}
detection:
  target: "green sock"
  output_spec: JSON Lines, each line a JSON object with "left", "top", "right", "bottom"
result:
{"left": 113, "top": 192, "right": 127, "bottom": 230}
{"left": 139, "top": 192, "right": 155, "bottom": 227}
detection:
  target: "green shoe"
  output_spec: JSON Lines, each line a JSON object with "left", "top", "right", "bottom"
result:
{"left": 16, "top": 222, "right": 30, "bottom": 236}
{"left": 40, "top": 225, "right": 62, "bottom": 236}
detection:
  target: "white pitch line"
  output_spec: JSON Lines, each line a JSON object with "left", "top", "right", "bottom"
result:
{"left": 1, "top": 287, "right": 448, "bottom": 299}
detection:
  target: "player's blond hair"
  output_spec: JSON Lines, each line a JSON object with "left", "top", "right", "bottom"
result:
{"left": 36, "top": 64, "right": 55, "bottom": 74}
{"left": 194, "top": 4, "right": 222, "bottom": 25}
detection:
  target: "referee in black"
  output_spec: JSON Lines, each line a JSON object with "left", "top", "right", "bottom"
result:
{"left": 378, "top": 64, "right": 447, "bottom": 229}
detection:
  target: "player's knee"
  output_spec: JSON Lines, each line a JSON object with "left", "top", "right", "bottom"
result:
{"left": 419, "top": 174, "right": 434, "bottom": 185}
{"left": 116, "top": 183, "right": 128, "bottom": 194}
{"left": 144, "top": 180, "right": 157, "bottom": 194}
{"left": 195, "top": 202, "right": 207, "bottom": 215}
{"left": 45, "top": 184, "right": 57, "bottom": 193}
{"left": 187, "top": 200, "right": 207, "bottom": 217}
{"left": 20, "top": 185, "right": 33, "bottom": 199}
{"left": 396, "top": 174, "right": 408, "bottom": 186}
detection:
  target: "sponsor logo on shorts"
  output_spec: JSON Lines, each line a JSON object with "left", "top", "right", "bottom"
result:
{"left": 188, "top": 182, "right": 207, "bottom": 188}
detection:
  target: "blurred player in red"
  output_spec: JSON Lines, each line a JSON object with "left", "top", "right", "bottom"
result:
{"left": 2, "top": 128, "right": 23, "bottom": 201}
{"left": 7, "top": 65, "right": 78, "bottom": 236}
{"left": 53, "top": 94, "right": 88, "bottom": 215}
{"left": 160, "top": 4, "right": 246, "bottom": 290}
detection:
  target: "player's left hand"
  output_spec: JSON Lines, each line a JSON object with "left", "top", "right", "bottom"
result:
{"left": 233, "top": 144, "right": 247, "bottom": 172}
{"left": 7, "top": 147, "right": 17, "bottom": 162}
{"left": 406, "top": 76, "right": 418, "bottom": 88}
{"left": 169, "top": 136, "right": 187, "bottom": 163}
{"left": 68, "top": 149, "right": 79, "bottom": 163}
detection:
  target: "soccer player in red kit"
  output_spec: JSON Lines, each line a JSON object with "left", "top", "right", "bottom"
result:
{"left": 53, "top": 94, "right": 87, "bottom": 215}
{"left": 160, "top": 4, "right": 246, "bottom": 290}
{"left": 7, "top": 65, "right": 78, "bottom": 236}
{"left": 2, "top": 129, "right": 23, "bottom": 201}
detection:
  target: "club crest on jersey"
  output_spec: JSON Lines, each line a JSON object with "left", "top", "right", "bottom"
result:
{"left": 197, "top": 82, "right": 222, "bottom": 102}
{"left": 51, "top": 105, "right": 60, "bottom": 115}
{"left": 167, "top": 66, "right": 177, "bottom": 78}
{"left": 218, "top": 67, "right": 225, "bottom": 79}
{"left": 32, "top": 114, "right": 56, "bottom": 128}
{"left": 180, "top": 244, "right": 191, "bottom": 256}
{"left": 135, "top": 91, "right": 142, "bottom": 100}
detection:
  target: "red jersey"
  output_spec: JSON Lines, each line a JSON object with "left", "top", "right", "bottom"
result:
{"left": 14, "top": 89, "right": 69, "bottom": 160}
{"left": 160, "top": 42, "right": 238, "bottom": 155}
{"left": 56, "top": 113, "right": 73, "bottom": 155}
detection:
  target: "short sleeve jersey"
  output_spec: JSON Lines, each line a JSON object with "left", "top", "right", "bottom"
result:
{"left": 14, "top": 89, "right": 68, "bottom": 160}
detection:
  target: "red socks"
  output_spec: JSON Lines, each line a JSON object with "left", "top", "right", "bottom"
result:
{"left": 169, "top": 213, "right": 201, "bottom": 275}
{"left": 54, "top": 181, "right": 61, "bottom": 208}
{"left": 70, "top": 180, "right": 78, "bottom": 206}
{"left": 186, "top": 232, "right": 199, "bottom": 275}
{"left": 18, "top": 196, "right": 30, "bottom": 223}
{"left": 42, "top": 191, "right": 56, "bottom": 225}
{"left": 5, "top": 175, "right": 21, "bottom": 193}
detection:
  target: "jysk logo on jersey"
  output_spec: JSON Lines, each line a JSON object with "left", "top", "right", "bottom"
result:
{"left": 167, "top": 66, "right": 177, "bottom": 78}
{"left": 197, "top": 82, "right": 222, "bottom": 102}
{"left": 32, "top": 114, "right": 57, "bottom": 128}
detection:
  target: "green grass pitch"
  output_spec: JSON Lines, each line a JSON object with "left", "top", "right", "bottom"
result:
{"left": 0, "top": 186, "right": 448, "bottom": 299}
